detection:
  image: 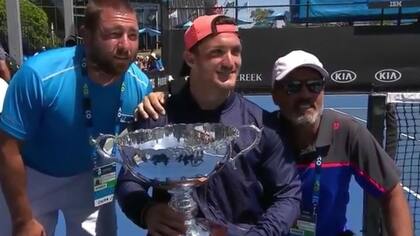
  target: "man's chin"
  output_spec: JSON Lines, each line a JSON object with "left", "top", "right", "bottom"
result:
{"left": 112, "top": 62, "right": 130, "bottom": 74}
{"left": 290, "top": 113, "right": 319, "bottom": 126}
{"left": 219, "top": 80, "right": 236, "bottom": 91}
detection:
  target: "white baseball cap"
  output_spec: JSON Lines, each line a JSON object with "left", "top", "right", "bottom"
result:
{"left": 272, "top": 50, "right": 329, "bottom": 86}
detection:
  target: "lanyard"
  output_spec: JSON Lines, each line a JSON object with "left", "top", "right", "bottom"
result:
{"left": 312, "top": 155, "right": 323, "bottom": 219}
{"left": 81, "top": 62, "right": 125, "bottom": 163}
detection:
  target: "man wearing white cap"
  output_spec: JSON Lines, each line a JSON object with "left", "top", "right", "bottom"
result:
{"left": 271, "top": 50, "right": 412, "bottom": 236}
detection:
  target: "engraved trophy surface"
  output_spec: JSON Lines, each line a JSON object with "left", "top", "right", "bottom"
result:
{"left": 96, "top": 123, "right": 262, "bottom": 236}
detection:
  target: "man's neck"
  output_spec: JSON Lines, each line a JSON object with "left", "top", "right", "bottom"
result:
{"left": 189, "top": 77, "right": 231, "bottom": 110}
{"left": 289, "top": 120, "right": 320, "bottom": 153}
{"left": 86, "top": 62, "right": 120, "bottom": 86}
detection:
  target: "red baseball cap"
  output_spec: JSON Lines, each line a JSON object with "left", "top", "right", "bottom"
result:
{"left": 184, "top": 14, "right": 238, "bottom": 50}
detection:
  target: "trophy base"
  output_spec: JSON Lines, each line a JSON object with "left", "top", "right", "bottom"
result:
{"left": 187, "top": 218, "right": 226, "bottom": 236}
{"left": 186, "top": 221, "right": 209, "bottom": 236}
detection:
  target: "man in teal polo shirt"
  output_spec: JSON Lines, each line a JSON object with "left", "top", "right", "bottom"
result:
{"left": 0, "top": 1, "right": 162, "bottom": 235}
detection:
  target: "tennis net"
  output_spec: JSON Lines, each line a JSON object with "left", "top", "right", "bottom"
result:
{"left": 386, "top": 92, "right": 420, "bottom": 235}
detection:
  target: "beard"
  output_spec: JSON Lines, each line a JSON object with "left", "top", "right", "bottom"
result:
{"left": 284, "top": 103, "right": 324, "bottom": 127}
{"left": 89, "top": 44, "right": 134, "bottom": 76}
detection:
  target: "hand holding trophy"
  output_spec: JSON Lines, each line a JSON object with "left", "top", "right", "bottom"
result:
{"left": 96, "top": 123, "right": 261, "bottom": 236}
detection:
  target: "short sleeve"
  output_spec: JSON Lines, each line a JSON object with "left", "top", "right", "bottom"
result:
{"left": 0, "top": 64, "right": 44, "bottom": 140}
{"left": 351, "top": 124, "right": 400, "bottom": 197}
{"left": 131, "top": 64, "right": 152, "bottom": 95}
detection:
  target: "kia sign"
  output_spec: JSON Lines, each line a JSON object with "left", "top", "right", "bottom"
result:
{"left": 163, "top": 26, "right": 420, "bottom": 94}
{"left": 374, "top": 69, "right": 402, "bottom": 83}
{"left": 330, "top": 70, "right": 357, "bottom": 83}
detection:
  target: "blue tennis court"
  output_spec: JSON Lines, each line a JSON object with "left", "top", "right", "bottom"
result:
{"left": 54, "top": 94, "right": 418, "bottom": 235}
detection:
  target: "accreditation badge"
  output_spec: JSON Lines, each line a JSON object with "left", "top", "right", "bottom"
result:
{"left": 92, "top": 135, "right": 117, "bottom": 207}
{"left": 93, "top": 162, "right": 117, "bottom": 207}
{"left": 289, "top": 212, "right": 316, "bottom": 236}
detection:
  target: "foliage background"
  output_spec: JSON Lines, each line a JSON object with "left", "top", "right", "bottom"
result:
{"left": 0, "top": 0, "right": 61, "bottom": 55}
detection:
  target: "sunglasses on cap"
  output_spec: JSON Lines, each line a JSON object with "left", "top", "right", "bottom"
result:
{"left": 279, "top": 79, "right": 325, "bottom": 95}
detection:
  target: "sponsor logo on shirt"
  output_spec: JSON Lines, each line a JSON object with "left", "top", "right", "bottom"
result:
{"left": 119, "top": 113, "right": 134, "bottom": 123}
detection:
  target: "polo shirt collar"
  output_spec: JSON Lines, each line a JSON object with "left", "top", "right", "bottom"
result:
{"left": 277, "top": 110, "right": 334, "bottom": 157}
{"left": 315, "top": 110, "right": 335, "bottom": 148}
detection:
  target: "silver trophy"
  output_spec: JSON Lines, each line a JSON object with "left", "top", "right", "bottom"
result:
{"left": 96, "top": 123, "right": 262, "bottom": 236}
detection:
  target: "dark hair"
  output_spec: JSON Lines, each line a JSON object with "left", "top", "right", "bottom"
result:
{"left": 83, "top": 0, "right": 135, "bottom": 32}
{"left": 180, "top": 15, "right": 238, "bottom": 76}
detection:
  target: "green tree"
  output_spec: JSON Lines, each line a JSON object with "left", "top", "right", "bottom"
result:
{"left": 0, "top": 0, "right": 60, "bottom": 54}
{"left": 250, "top": 8, "right": 274, "bottom": 27}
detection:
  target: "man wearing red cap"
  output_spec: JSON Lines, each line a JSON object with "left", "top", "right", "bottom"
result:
{"left": 117, "top": 15, "right": 301, "bottom": 236}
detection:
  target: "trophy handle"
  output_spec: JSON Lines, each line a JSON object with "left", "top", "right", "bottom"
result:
{"left": 95, "top": 134, "right": 121, "bottom": 163}
{"left": 229, "top": 124, "right": 262, "bottom": 166}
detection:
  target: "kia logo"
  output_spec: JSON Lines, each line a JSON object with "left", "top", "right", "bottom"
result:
{"left": 330, "top": 70, "right": 357, "bottom": 83}
{"left": 375, "top": 69, "right": 401, "bottom": 82}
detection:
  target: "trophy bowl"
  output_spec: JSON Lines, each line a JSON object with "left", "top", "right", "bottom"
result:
{"left": 96, "top": 123, "right": 262, "bottom": 236}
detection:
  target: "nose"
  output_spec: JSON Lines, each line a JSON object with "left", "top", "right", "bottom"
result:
{"left": 118, "top": 34, "right": 130, "bottom": 48}
{"left": 222, "top": 52, "right": 235, "bottom": 68}
{"left": 116, "top": 34, "right": 133, "bottom": 56}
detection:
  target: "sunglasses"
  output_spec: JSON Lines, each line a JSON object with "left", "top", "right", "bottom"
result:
{"left": 279, "top": 79, "right": 325, "bottom": 95}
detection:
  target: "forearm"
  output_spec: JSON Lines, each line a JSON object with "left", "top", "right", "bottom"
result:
{"left": 382, "top": 183, "right": 413, "bottom": 236}
{"left": 226, "top": 178, "right": 301, "bottom": 236}
{"left": 116, "top": 168, "right": 153, "bottom": 228}
{"left": 247, "top": 197, "right": 300, "bottom": 236}
{"left": 117, "top": 183, "right": 153, "bottom": 228}
{"left": 243, "top": 132, "right": 302, "bottom": 235}
{"left": 0, "top": 151, "right": 32, "bottom": 226}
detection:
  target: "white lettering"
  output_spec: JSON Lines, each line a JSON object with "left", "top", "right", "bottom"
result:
{"left": 335, "top": 73, "right": 352, "bottom": 81}
{"left": 390, "top": 1, "right": 402, "bottom": 7}
{"left": 238, "top": 73, "right": 263, "bottom": 82}
{"left": 378, "top": 72, "right": 399, "bottom": 81}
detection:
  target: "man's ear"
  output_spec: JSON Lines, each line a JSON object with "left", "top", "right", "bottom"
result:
{"left": 183, "top": 50, "right": 195, "bottom": 68}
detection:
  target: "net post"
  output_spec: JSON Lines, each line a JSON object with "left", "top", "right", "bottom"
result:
{"left": 363, "top": 93, "right": 388, "bottom": 236}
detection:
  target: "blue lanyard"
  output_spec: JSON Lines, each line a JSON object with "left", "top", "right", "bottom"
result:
{"left": 312, "top": 155, "right": 323, "bottom": 219}
{"left": 81, "top": 62, "right": 125, "bottom": 163}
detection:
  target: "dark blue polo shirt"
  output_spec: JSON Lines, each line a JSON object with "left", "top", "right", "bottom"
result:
{"left": 117, "top": 84, "right": 302, "bottom": 235}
